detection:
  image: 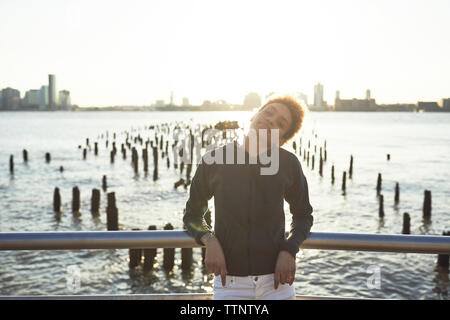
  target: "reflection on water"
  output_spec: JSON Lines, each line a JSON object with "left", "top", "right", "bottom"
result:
{"left": 0, "top": 111, "right": 449, "bottom": 299}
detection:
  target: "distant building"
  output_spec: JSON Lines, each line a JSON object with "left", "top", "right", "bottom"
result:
{"left": 1, "top": 87, "right": 21, "bottom": 110}
{"left": 377, "top": 104, "right": 416, "bottom": 112}
{"left": 442, "top": 98, "right": 450, "bottom": 111}
{"left": 182, "top": 97, "right": 190, "bottom": 106}
{"left": 58, "top": 90, "right": 71, "bottom": 110}
{"left": 48, "top": 74, "right": 56, "bottom": 110}
{"left": 39, "top": 85, "right": 49, "bottom": 110}
{"left": 313, "top": 83, "right": 324, "bottom": 107}
{"left": 334, "top": 89, "right": 377, "bottom": 111}
{"left": 243, "top": 92, "right": 262, "bottom": 109}
{"left": 23, "top": 89, "right": 41, "bottom": 109}
{"left": 155, "top": 100, "right": 165, "bottom": 107}
{"left": 417, "top": 101, "right": 441, "bottom": 112}
{"left": 296, "top": 92, "right": 308, "bottom": 105}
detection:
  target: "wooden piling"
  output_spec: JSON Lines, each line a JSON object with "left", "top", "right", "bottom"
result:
{"left": 106, "top": 192, "right": 119, "bottom": 231}
{"left": 153, "top": 146, "right": 158, "bottom": 181}
{"left": 83, "top": 148, "right": 87, "bottom": 160}
{"left": 319, "top": 154, "right": 323, "bottom": 177}
{"left": 437, "top": 231, "right": 449, "bottom": 270}
{"left": 181, "top": 225, "right": 193, "bottom": 271}
{"left": 9, "top": 155, "right": 14, "bottom": 174}
{"left": 331, "top": 165, "right": 335, "bottom": 184}
{"left": 174, "top": 178, "right": 185, "bottom": 189}
{"left": 143, "top": 148, "right": 148, "bottom": 173}
{"left": 349, "top": 155, "right": 353, "bottom": 179}
{"left": 387, "top": 154, "right": 390, "bottom": 161}
{"left": 53, "top": 187, "right": 61, "bottom": 213}
{"left": 45, "top": 152, "right": 51, "bottom": 163}
{"left": 143, "top": 225, "right": 157, "bottom": 272}
{"left": 102, "top": 175, "right": 107, "bottom": 192}
{"left": 163, "top": 223, "right": 175, "bottom": 272}
{"left": 306, "top": 151, "right": 310, "bottom": 167}
{"left": 379, "top": 194, "right": 384, "bottom": 218}
{"left": 402, "top": 212, "right": 410, "bottom": 234}
{"left": 109, "top": 149, "right": 116, "bottom": 163}
{"left": 23, "top": 149, "right": 28, "bottom": 162}
{"left": 311, "top": 154, "right": 315, "bottom": 170}
{"left": 376, "top": 173, "right": 382, "bottom": 194}
{"left": 132, "top": 147, "right": 138, "bottom": 174}
{"left": 423, "top": 190, "right": 432, "bottom": 220}
{"left": 129, "top": 229, "right": 143, "bottom": 268}
{"left": 94, "top": 142, "right": 98, "bottom": 156}
{"left": 395, "top": 182, "right": 400, "bottom": 204}
{"left": 341, "top": 171, "right": 346, "bottom": 192}
{"left": 91, "top": 188, "right": 101, "bottom": 216}
{"left": 72, "top": 186, "right": 80, "bottom": 215}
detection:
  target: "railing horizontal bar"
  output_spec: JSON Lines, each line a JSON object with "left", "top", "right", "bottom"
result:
{"left": 0, "top": 231, "right": 449, "bottom": 254}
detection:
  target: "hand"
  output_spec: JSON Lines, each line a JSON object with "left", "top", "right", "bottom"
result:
{"left": 201, "top": 233, "right": 228, "bottom": 286}
{"left": 274, "top": 250, "right": 296, "bottom": 289}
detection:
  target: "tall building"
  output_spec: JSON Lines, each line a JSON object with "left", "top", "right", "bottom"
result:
{"left": 182, "top": 97, "right": 190, "bottom": 106}
{"left": 58, "top": 90, "right": 71, "bottom": 110}
{"left": 1, "top": 87, "right": 21, "bottom": 110}
{"left": 40, "top": 85, "right": 49, "bottom": 110}
{"left": 442, "top": 98, "right": 450, "bottom": 111}
{"left": 48, "top": 74, "right": 56, "bottom": 110}
{"left": 314, "top": 83, "right": 324, "bottom": 107}
{"left": 366, "top": 89, "right": 371, "bottom": 100}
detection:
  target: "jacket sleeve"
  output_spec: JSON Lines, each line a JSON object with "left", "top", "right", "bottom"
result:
{"left": 183, "top": 158, "right": 214, "bottom": 246}
{"left": 281, "top": 156, "right": 314, "bottom": 258}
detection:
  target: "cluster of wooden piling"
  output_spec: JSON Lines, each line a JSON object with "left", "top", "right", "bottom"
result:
{"left": 127, "top": 223, "right": 207, "bottom": 273}
{"left": 52, "top": 183, "right": 121, "bottom": 230}
{"left": 296, "top": 129, "right": 448, "bottom": 270}
{"left": 128, "top": 208, "right": 212, "bottom": 273}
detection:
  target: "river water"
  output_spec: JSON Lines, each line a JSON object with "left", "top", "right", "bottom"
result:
{"left": 0, "top": 110, "right": 449, "bottom": 299}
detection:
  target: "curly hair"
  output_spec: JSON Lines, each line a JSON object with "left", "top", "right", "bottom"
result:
{"left": 259, "top": 95, "right": 307, "bottom": 144}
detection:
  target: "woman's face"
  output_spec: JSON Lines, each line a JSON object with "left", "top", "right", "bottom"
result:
{"left": 249, "top": 102, "right": 292, "bottom": 147}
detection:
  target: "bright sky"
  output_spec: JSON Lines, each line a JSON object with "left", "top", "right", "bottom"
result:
{"left": 1, "top": 0, "right": 449, "bottom": 107}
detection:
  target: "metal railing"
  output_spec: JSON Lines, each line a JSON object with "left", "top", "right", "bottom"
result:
{"left": 0, "top": 230, "right": 449, "bottom": 253}
{"left": 1, "top": 231, "right": 448, "bottom": 300}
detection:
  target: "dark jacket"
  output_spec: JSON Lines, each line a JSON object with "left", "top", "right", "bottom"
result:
{"left": 183, "top": 140, "right": 313, "bottom": 276}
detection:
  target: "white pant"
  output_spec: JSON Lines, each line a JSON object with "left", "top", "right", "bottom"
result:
{"left": 213, "top": 273, "right": 296, "bottom": 300}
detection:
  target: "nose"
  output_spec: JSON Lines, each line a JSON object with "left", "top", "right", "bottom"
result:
{"left": 266, "top": 115, "right": 275, "bottom": 128}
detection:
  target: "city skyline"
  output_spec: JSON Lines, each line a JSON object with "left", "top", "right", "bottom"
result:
{"left": 1, "top": 0, "right": 450, "bottom": 107}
